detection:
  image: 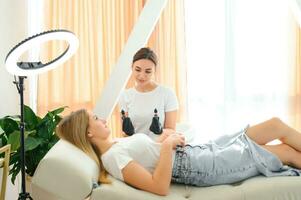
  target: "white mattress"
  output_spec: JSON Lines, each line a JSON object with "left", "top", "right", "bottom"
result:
{"left": 91, "top": 175, "right": 301, "bottom": 200}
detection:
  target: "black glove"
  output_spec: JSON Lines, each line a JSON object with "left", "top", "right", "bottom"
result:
{"left": 121, "top": 110, "right": 135, "bottom": 136}
{"left": 149, "top": 108, "right": 163, "bottom": 135}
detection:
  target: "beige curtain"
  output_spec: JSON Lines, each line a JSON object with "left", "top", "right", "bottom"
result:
{"left": 289, "top": 18, "right": 301, "bottom": 131}
{"left": 147, "top": 0, "right": 187, "bottom": 123}
{"left": 39, "top": 0, "right": 187, "bottom": 138}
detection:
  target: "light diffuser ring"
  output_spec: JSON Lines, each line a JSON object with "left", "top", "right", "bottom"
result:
{"left": 5, "top": 30, "right": 79, "bottom": 76}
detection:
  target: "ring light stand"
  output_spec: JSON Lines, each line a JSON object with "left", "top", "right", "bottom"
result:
{"left": 5, "top": 29, "right": 79, "bottom": 200}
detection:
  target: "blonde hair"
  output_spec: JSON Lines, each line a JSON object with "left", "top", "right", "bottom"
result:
{"left": 56, "top": 109, "right": 110, "bottom": 184}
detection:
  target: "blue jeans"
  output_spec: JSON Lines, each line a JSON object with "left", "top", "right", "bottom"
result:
{"left": 171, "top": 128, "right": 300, "bottom": 186}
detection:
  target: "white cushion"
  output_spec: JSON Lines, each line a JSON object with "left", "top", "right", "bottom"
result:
{"left": 32, "top": 139, "right": 99, "bottom": 200}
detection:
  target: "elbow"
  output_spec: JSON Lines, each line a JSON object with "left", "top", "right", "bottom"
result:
{"left": 154, "top": 185, "right": 170, "bottom": 196}
{"left": 156, "top": 188, "right": 169, "bottom": 196}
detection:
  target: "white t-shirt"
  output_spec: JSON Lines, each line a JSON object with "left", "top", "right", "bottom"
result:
{"left": 119, "top": 85, "right": 179, "bottom": 140}
{"left": 101, "top": 133, "right": 175, "bottom": 181}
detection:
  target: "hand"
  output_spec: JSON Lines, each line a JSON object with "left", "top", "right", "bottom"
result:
{"left": 156, "top": 128, "right": 175, "bottom": 143}
{"left": 122, "top": 132, "right": 129, "bottom": 137}
{"left": 162, "top": 133, "right": 185, "bottom": 149}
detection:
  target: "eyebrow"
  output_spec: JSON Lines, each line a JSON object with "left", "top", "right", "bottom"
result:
{"left": 134, "top": 66, "right": 153, "bottom": 71}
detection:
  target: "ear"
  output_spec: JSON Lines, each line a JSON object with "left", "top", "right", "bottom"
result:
{"left": 87, "top": 132, "right": 93, "bottom": 138}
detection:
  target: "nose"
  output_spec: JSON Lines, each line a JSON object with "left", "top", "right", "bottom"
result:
{"left": 138, "top": 74, "right": 147, "bottom": 81}
{"left": 101, "top": 119, "right": 107, "bottom": 124}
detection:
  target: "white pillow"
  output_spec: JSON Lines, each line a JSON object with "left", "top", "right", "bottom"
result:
{"left": 32, "top": 139, "right": 99, "bottom": 200}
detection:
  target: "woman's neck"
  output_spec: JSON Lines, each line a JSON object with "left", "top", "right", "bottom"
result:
{"left": 135, "top": 81, "right": 158, "bottom": 92}
{"left": 94, "top": 138, "right": 116, "bottom": 155}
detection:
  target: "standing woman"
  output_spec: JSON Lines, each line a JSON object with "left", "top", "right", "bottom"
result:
{"left": 119, "top": 47, "right": 179, "bottom": 140}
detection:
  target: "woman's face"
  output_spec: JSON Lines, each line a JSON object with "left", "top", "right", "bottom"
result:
{"left": 132, "top": 59, "right": 156, "bottom": 87}
{"left": 87, "top": 111, "right": 110, "bottom": 140}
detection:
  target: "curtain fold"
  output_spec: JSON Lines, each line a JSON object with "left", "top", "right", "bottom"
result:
{"left": 149, "top": 0, "right": 187, "bottom": 123}
{"left": 39, "top": 0, "right": 187, "bottom": 138}
{"left": 289, "top": 18, "right": 301, "bottom": 131}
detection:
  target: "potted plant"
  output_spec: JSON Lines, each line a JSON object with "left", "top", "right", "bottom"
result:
{"left": 0, "top": 105, "right": 65, "bottom": 184}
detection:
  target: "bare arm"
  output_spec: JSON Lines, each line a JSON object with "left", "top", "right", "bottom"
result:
{"left": 122, "top": 143, "right": 173, "bottom": 195}
{"left": 164, "top": 110, "right": 177, "bottom": 130}
{"left": 156, "top": 128, "right": 175, "bottom": 143}
{"left": 122, "top": 134, "right": 185, "bottom": 196}
{"left": 156, "top": 110, "right": 178, "bottom": 142}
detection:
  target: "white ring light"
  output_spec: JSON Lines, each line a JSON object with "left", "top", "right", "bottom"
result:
{"left": 5, "top": 30, "right": 79, "bottom": 76}
{"left": 4, "top": 29, "right": 79, "bottom": 199}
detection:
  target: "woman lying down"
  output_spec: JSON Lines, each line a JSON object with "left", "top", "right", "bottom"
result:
{"left": 57, "top": 109, "right": 301, "bottom": 196}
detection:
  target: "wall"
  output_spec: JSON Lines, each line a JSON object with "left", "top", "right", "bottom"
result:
{"left": 0, "top": 0, "right": 28, "bottom": 198}
{"left": 0, "top": 1, "right": 28, "bottom": 116}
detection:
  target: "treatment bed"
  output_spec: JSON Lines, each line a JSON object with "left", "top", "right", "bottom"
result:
{"left": 31, "top": 130, "right": 301, "bottom": 200}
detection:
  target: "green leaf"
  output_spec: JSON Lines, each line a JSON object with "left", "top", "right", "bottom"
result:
{"left": 10, "top": 163, "right": 21, "bottom": 184}
{"left": 36, "top": 116, "right": 42, "bottom": 124}
{"left": 25, "top": 130, "right": 36, "bottom": 137}
{"left": 54, "top": 115, "right": 62, "bottom": 124}
{"left": 37, "top": 114, "right": 60, "bottom": 140}
{"left": 1, "top": 136, "right": 7, "bottom": 146}
{"left": 36, "top": 121, "right": 49, "bottom": 140}
{"left": 9, "top": 152, "right": 20, "bottom": 165}
{"left": 24, "top": 105, "right": 38, "bottom": 130}
{"left": 48, "top": 134, "right": 59, "bottom": 148}
{"left": 25, "top": 137, "right": 42, "bottom": 151}
{"left": 1, "top": 105, "right": 66, "bottom": 184}
{"left": 7, "top": 131, "right": 20, "bottom": 151}
{"left": 0, "top": 126, "right": 4, "bottom": 135}
{"left": 0, "top": 117, "right": 19, "bottom": 134}
{"left": 48, "top": 106, "right": 67, "bottom": 116}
